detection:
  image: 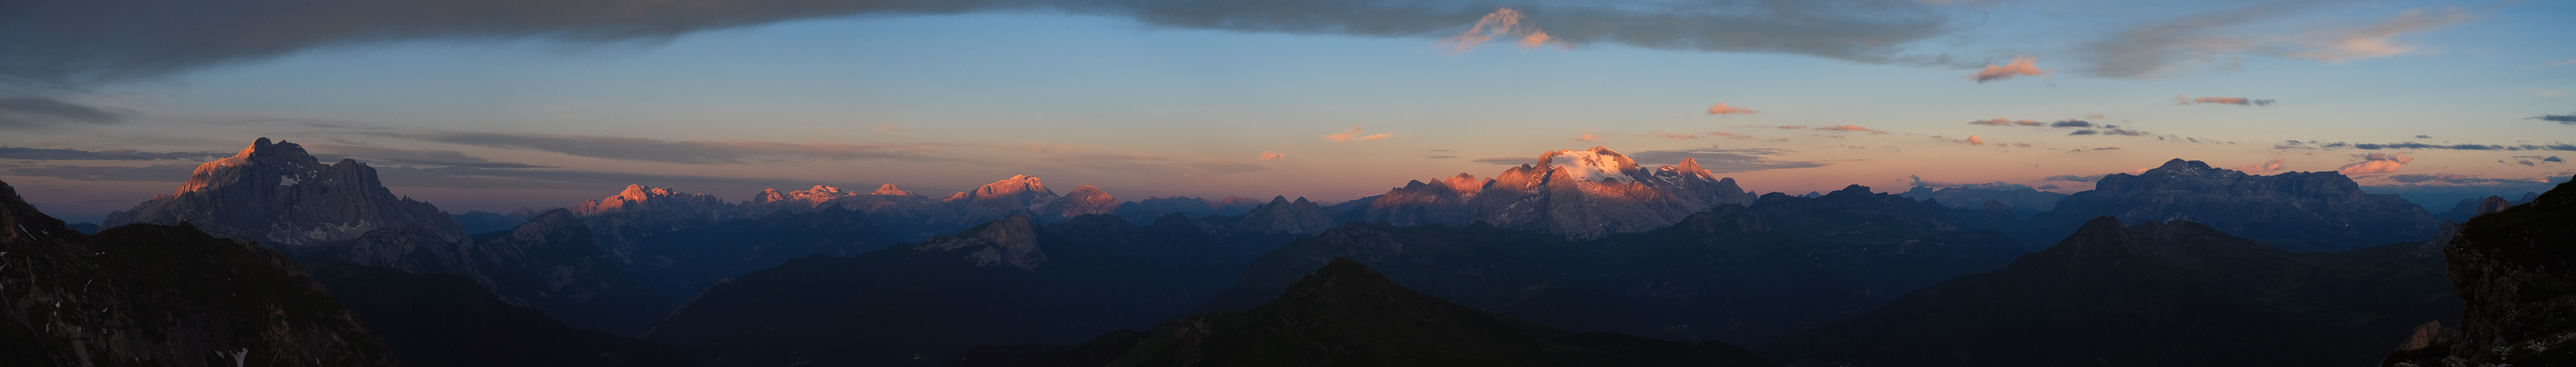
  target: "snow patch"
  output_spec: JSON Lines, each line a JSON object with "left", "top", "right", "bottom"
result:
{"left": 1547, "top": 150, "right": 1633, "bottom": 183}
{"left": 278, "top": 175, "right": 298, "bottom": 186}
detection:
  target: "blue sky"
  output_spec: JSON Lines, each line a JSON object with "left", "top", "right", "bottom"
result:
{"left": 2, "top": 0, "right": 2571, "bottom": 222}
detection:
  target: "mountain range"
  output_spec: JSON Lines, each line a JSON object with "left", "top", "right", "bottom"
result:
{"left": 2022, "top": 159, "right": 2439, "bottom": 251}
{"left": 1336, "top": 147, "right": 1760, "bottom": 240}
{"left": 102, "top": 137, "right": 466, "bottom": 247}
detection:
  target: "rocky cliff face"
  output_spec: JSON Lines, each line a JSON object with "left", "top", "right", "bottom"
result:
{"left": 296, "top": 208, "right": 677, "bottom": 336}
{"left": 572, "top": 184, "right": 744, "bottom": 221}
{"left": 2031, "top": 159, "right": 2436, "bottom": 251}
{"left": 0, "top": 179, "right": 402, "bottom": 366}
{"left": 103, "top": 137, "right": 464, "bottom": 247}
{"left": 2421, "top": 181, "right": 2576, "bottom": 366}
{"left": 1352, "top": 147, "right": 1758, "bottom": 239}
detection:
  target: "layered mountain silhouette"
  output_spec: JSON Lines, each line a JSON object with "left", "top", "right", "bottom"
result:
{"left": 2026, "top": 159, "right": 2437, "bottom": 251}
{"left": 1764, "top": 217, "right": 2458, "bottom": 367}
{"left": 1897, "top": 184, "right": 2066, "bottom": 217}
{"left": 454, "top": 207, "right": 543, "bottom": 235}
{"left": 307, "top": 263, "right": 697, "bottom": 367}
{"left": 642, "top": 208, "right": 1321, "bottom": 366}
{"left": 103, "top": 137, "right": 466, "bottom": 247}
{"left": 295, "top": 208, "right": 676, "bottom": 335}
{"left": 0, "top": 178, "right": 401, "bottom": 366}
{"left": 1338, "top": 147, "right": 1758, "bottom": 240}
{"left": 954, "top": 258, "right": 1775, "bottom": 367}
{"left": 2383, "top": 180, "right": 2576, "bottom": 366}
{"left": 1203, "top": 185, "right": 2024, "bottom": 345}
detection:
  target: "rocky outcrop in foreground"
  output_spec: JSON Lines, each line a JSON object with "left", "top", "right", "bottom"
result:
{"left": 2384, "top": 181, "right": 2576, "bottom": 366}
{"left": 1, "top": 178, "right": 400, "bottom": 366}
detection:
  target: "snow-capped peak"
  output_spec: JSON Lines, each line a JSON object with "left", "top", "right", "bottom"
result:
{"left": 1540, "top": 147, "right": 1640, "bottom": 183}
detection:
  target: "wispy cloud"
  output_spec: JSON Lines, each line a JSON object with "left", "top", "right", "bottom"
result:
{"left": 1969, "top": 56, "right": 2046, "bottom": 83}
{"left": 1, "top": 0, "right": 1959, "bottom": 86}
{"left": 1323, "top": 125, "right": 1393, "bottom": 142}
{"left": 2079, "top": 6, "right": 2469, "bottom": 78}
{"left": 1640, "top": 131, "right": 1702, "bottom": 139}
{"left": 1574, "top": 134, "right": 1598, "bottom": 141}
{"left": 2532, "top": 112, "right": 2576, "bottom": 125}
{"left": 2174, "top": 93, "right": 2276, "bottom": 106}
{"left": 1968, "top": 118, "right": 2041, "bottom": 126}
{"left": 0, "top": 95, "right": 129, "bottom": 129}
{"left": 0, "top": 146, "right": 226, "bottom": 161}
{"left": 2043, "top": 174, "right": 2106, "bottom": 182}
{"left": 1811, "top": 125, "right": 1888, "bottom": 134}
{"left": 1259, "top": 151, "right": 1284, "bottom": 161}
{"left": 1619, "top": 148, "right": 1829, "bottom": 173}
{"left": 382, "top": 131, "right": 942, "bottom": 164}
{"left": 2387, "top": 172, "right": 2543, "bottom": 185}
{"left": 2338, "top": 152, "right": 2414, "bottom": 175}
{"left": 308, "top": 145, "right": 553, "bottom": 168}
{"left": 2288, "top": 141, "right": 2576, "bottom": 151}
{"left": 1706, "top": 103, "right": 1757, "bottom": 115}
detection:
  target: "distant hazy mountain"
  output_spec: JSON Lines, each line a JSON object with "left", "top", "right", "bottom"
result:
{"left": 956, "top": 258, "right": 1776, "bottom": 367}
{"left": 299, "top": 209, "right": 677, "bottom": 335}
{"left": 643, "top": 210, "right": 1314, "bottom": 366}
{"left": 454, "top": 207, "right": 544, "bottom": 235}
{"left": 1110, "top": 195, "right": 1266, "bottom": 224}
{"left": 309, "top": 263, "right": 698, "bottom": 367}
{"left": 0, "top": 179, "right": 401, "bottom": 366}
{"left": 104, "top": 137, "right": 466, "bottom": 247}
{"left": 2385, "top": 181, "right": 2576, "bottom": 366}
{"left": 1764, "top": 217, "right": 2458, "bottom": 367}
{"left": 1897, "top": 185, "right": 2066, "bottom": 217}
{"left": 2431, "top": 192, "right": 2536, "bottom": 223}
{"left": 1343, "top": 147, "right": 1759, "bottom": 239}
{"left": 2027, "top": 159, "right": 2437, "bottom": 251}
{"left": 1204, "top": 185, "right": 2024, "bottom": 346}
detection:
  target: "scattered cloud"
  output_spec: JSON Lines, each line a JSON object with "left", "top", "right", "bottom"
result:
{"left": 1706, "top": 103, "right": 1757, "bottom": 115}
{"left": 1042, "top": 153, "right": 1267, "bottom": 176}
{"left": 1617, "top": 148, "right": 1830, "bottom": 173}
{"left": 0, "top": 146, "right": 227, "bottom": 161}
{"left": 2043, "top": 174, "right": 2107, "bottom": 182}
{"left": 2532, "top": 113, "right": 2576, "bottom": 125}
{"left": 2287, "top": 141, "right": 2576, "bottom": 151}
{"left": 2338, "top": 152, "right": 2414, "bottom": 175}
{"left": 1471, "top": 157, "right": 1531, "bottom": 165}
{"left": 0, "top": 96, "right": 130, "bottom": 129}
{"left": 1909, "top": 175, "right": 2037, "bottom": 190}
{"left": 1811, "top": 125, "right": 1888, "bottom": 134}
{"left": 1574, "top": 134, "right": 1598, "bottom": 141}
{"left": 1968, "top": 118, "right": 2041, "bottom": 126}
{"left": 1, "top": 0, "right": 1960, "bottom": 86}
{"left": 380, "top": 131, "right": 942, "bottom": 164}
{"left": 2051, "top": 120, "right": 2094, "bottom": 128}
{"left": 1969, "top": 56, "right": 2046, "bottom": 83}
{"left": 2387, "top": 173, "right": 2545, "bottom": 185}
{"left": 0, "top": 163, "right": 197, "bottom": 181}
{"left": 308, "top": 145, "right": 553, "bottom": 168}
{"left": 1322, "top": 125, "right": 1393, "bottom": 142}
{"left": 2174, "top": 94, "right": 2276, "bottom": 106}
{"left": 1966, "top": 135, "right": 1985, "bottom": 145}
{"left": 1259, "top": 151, "right": 1284, "bottom": 161}
{"left": 2237, "top": 157, "right": 2287, "bottom": 173}
{"left": 1774, "top": 125, "right": 1808, "bottom": 129}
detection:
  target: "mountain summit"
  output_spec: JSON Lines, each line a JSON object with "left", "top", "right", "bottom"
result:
{"left": 104, "top": 137, "right": 464, "bottom": 247}
{"left": 1351, "top": 147, "right": 1758, "bottom": 239}
{"left": 2030, "top": 158, "right": 2436, "bottom": 251}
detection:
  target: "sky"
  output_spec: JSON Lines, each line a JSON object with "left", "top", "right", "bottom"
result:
{"left": 2, "top": 0, "right": 2572, "bottom": 223}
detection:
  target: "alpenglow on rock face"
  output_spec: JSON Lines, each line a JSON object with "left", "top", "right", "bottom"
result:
{"left": 1352, "top": 147, "right": 1758, "bottom": 239}
{"left": 104, "top": 137, "right": 465, "bottom": 247}
{"left": 2030, "top": 159, "right": 2436, "bottom": 251}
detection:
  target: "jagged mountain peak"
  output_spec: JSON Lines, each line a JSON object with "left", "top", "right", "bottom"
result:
{"left": 106, "top": 137, "right": 463, "bottom": 246}
{"left": 967, "top": 175, "right": 1053, "bottom": 200}
{"left": 1536, "top": 146, "right": 1644, "bottom": 183}
{"left": 871, "top": 184, "right": 914, "bottom": 196}
{"left": 926, "top": 214, "right": 1047, "bottom": 269}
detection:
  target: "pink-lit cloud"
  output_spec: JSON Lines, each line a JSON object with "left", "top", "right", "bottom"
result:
{"left": 1259, "top": 151, "right": 1284, "bottom": 161}
{"left": 1438, "top": 8, "right": 1568, "bottom": 53}
{"left": 1969, "top": 56, "right": 2047, "bottom": 83}
{"left": 2281, "top": 8, "right": 2469, "bottom": 62}
{"left": 1575, "top": 134, "right": 1598, "bottom": 141}
{"left": 1706, "top": 103, "right": 1757, "bottom": 115}
{"left": 2237, "top": 158, "right": 2287, "bottom": 173}
{"left": 1774, "top": 125, "right": 1808, "bottom": 129}
{"left": 1966, "top": 135, "right": 1986, "bottom": 145}
{"left": 1323, "top": 125, "right": 1392, "bottom": 142}
{"left": 2338, "top": 152, "right": 2414, "bottom": 175}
